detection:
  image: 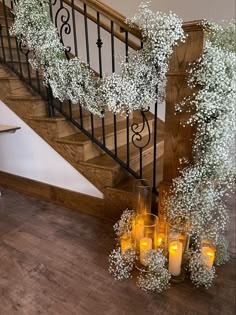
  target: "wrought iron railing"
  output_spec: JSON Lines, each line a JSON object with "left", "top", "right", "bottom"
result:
{"left": 0, "top": 0, "right": 161, "bottom": 193}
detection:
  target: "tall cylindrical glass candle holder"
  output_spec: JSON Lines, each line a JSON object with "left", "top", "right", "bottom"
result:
{"left": 134, "top": 213, "right": 158, "bottom": 271}
{"left": 200, "top": 239, "right": 215, "bottom": 268}
{"left": 167, "top": 222, "right": 190, "bottom": 282}
{"left": 133, "top": 179, "right": 152, "bottom": 215}
{"left": 154, "top": 218, "right": 167, "bottom": 253}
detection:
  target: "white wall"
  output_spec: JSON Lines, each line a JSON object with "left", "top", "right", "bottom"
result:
{"left": 0, "top": 101, "right": 103, "bottom": 199}
{"left": 101, "top": 0, "right": 235, "bottom": 22}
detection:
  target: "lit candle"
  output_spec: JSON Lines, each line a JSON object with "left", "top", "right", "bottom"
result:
{"left": 168, "top": 241, "right": 183, "bottom": 276}
{"left": 201, "top": 247, "right": 215, "bottom": 268}
{"left": 120, "top": 235, "right": 132, "bottom": 254}
{"left": 140, "top": 237, "right": 152, "bottom": 266}
{"left": 135, "top": 218, "right": 144, "bottom": 244}
{"left": 154, "top": 232, "right": 165, "bottom": 248}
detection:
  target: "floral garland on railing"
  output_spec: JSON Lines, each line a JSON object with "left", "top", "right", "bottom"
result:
{"left": 10, "top": 0, "right": 185, "bottom": 115}
{"left": 108, "top": 20, "right": 235, "bottom": 292}
{"left": 165, "top": 19, "right": 236, "bottom": 247}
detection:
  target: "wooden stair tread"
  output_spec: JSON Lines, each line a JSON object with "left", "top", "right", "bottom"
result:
{"left": 30, "top": 115, "right": 66, "bottom": 122}
{"left": 56, "top": 111, "right": 154, "bottom": 145}
{"left": 80, "top": 133, "right": 164, "bottom": 171}
{"left": 8, "top": 95, "right": 43, "bottom": 100}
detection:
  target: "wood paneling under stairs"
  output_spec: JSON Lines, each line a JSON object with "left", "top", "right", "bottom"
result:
{"left": 0, "top": 171, "right": 107, "bottom": 218}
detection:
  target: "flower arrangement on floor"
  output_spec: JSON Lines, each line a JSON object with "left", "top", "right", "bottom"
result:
{"left": 109, "top": 19, "right": 235, "bottom": 292}
{"left": 11, "top": 1, "right": 185, "bottom": 115}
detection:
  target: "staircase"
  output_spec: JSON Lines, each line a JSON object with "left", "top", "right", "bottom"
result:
{"left": 0, "top": 0, "right": 204, "bottom": 218}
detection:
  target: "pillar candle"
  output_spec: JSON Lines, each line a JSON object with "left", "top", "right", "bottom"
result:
{"left": 201, "top": 247, "right": 215, "bottom": 268}
{"left": 168, "top": 241, "right": 183, "bottom": 276}
{"left": 140, "top": 237, "right": 152, "bottom": 266}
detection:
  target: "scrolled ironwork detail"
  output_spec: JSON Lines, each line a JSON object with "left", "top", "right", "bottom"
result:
{"left": 19, "top": 39, "right": 30, "bottom": 55}
{"left": 54, "top": 5, "right": 71, "bottom": 53}
{"left": 131, "top": 107, "right": 151, "bottom": 149}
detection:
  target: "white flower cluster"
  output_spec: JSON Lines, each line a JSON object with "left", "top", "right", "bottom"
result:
{"left": 100, "top": 1, "right": 185, "bottom": 114}
{"left": 108, "top": 247, "right": 136, "bottom": 280}
{"left": 113, "top": 208, "right": 135, "bottom": 238}
{"left": 137, "top": 249, "right": 171, "bottom": 292}
{"left": 165, "top": 20, "right": 236, "bottom": 246}
{"left": 189, "top": 252, "right": 216, "bottom": 288}
{"left": 215, "top": 235, "right": 230, "bottom": 266}
{"left": 11, "top": 0, "right": 103, "bottom": 115}
{"left": 11, "top": 1, "right": 185, "bottom": 115}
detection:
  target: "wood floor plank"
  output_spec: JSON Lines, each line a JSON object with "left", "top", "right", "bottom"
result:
{"left": 0, "top": 187, "right": 235, "bottom": 315}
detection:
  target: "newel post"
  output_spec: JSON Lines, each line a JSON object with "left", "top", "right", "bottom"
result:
{"left": 158, "top": 22, "right": 205, "bottom": 218}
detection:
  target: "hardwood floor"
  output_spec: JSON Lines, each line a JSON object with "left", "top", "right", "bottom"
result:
{"left": 0, "top": 187, "right": 235, "bottom": 315}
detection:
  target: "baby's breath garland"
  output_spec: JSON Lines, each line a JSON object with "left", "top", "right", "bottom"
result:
{"left": 10, "top": 0, "right": 185, "bottom": 115}
{"left": 165, "top": 20, "right": 236, "bottom": 251}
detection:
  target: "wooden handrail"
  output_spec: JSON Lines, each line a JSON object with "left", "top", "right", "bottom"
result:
{"left": 63, "top": 0, "right": 203, "bottom": 51}
{"left": 73, "top": 0, "right": 142, "bottom": 38}
{"left": 63, "top": 0, "right": 141, "bottom": 50}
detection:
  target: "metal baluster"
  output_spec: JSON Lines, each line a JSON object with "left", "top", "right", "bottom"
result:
{"left": 113, "top": 114, "right": 117, "bottom": 156}
{"left": 152, "top": 86, "right": 158, "bottom": 193}
{"left": 102, "top": 111, "right": 106, "bottom": 146}
{"left": 96, "top": 12, "right": 103, "bottom": 78}
{"left": 49, "top": 0, "right": 53, "bottom": 22}
{"left": 90, "top": 113, "right": 94, "bottom": 136}
{"left": 111, "top": 21, "right": 115, "bottom": 72}
{"left": 2, "top": 0, "right": 13, "bottom": 66}
{"left": 35, "top": 70, "right": 41, "bottom": 93}
{"left": 111, "top": 21, "right": 117, "bottom": 156}
{"left": 0, "top": 25, "right": 6, "bottom": 62}
{"left": 126, "top": 111, "right": 130, "bottom": 167}
{"left": 125, "top": 33, "right": 130, "bottom": 165}
{"left": 84, "top": 4, "right": 90, "bottom": 66}
{"left": 25, "top": 52, "right": 31, "bottom": 85}
{"left": 15, "top": 39, "right": 23, "bottom": 77}
{"left": 71, "top": 0, "right": 78, "bottom": 56}
{"left": 125, "top": 30, "right": 129, "bottom": 62}
{"left": 79, "top": 105, "right": 83, "bottom": 128}
{"left": 47, "top": 86, "right": 55, "bottom": 118}
{"left": 68, "top": 100, "right": 72, "bottom": 119}
{"left": 140, "top": 148, "right": 143, "bottom": 178}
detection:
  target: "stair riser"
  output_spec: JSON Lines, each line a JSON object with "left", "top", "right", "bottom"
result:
{"left": 0, "top": 61, "right": 33, "bottom": 78}
{"left": 7, "top": 99, "right": 47, "bottom": 118}
{"left": 71, "top": 113, "right": 125, "bottom": 132}
{"left": 28, "top": 119, "right": 87, "bottom": 162}
{"left": 98, "top": 122, "right": 152, "bottom": 153}
{"left": 0, "top": 63, "right": 10, "bottom": 76}
{"left": 57, "top": 120, "right": 153, "bottom": 162}
{"left": 79, "top": 141, "right": 164, "bottom": 187}
{"left": 129, "top": 140, "right": 164, "bottom": 171}
{"left": 0, "top": 46, "right": 22, "bottom": 60}
{"left": 0, "top": 77, "right": 36, "bottom": 97}
{"left": 0, "top": 36, "right": 16, "bottom": 48}
{"left": 0, "top": 16, "right": 13, "bottom": 26}
{"left": 0, "top": 10, "right": 12, "bottom": 18}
